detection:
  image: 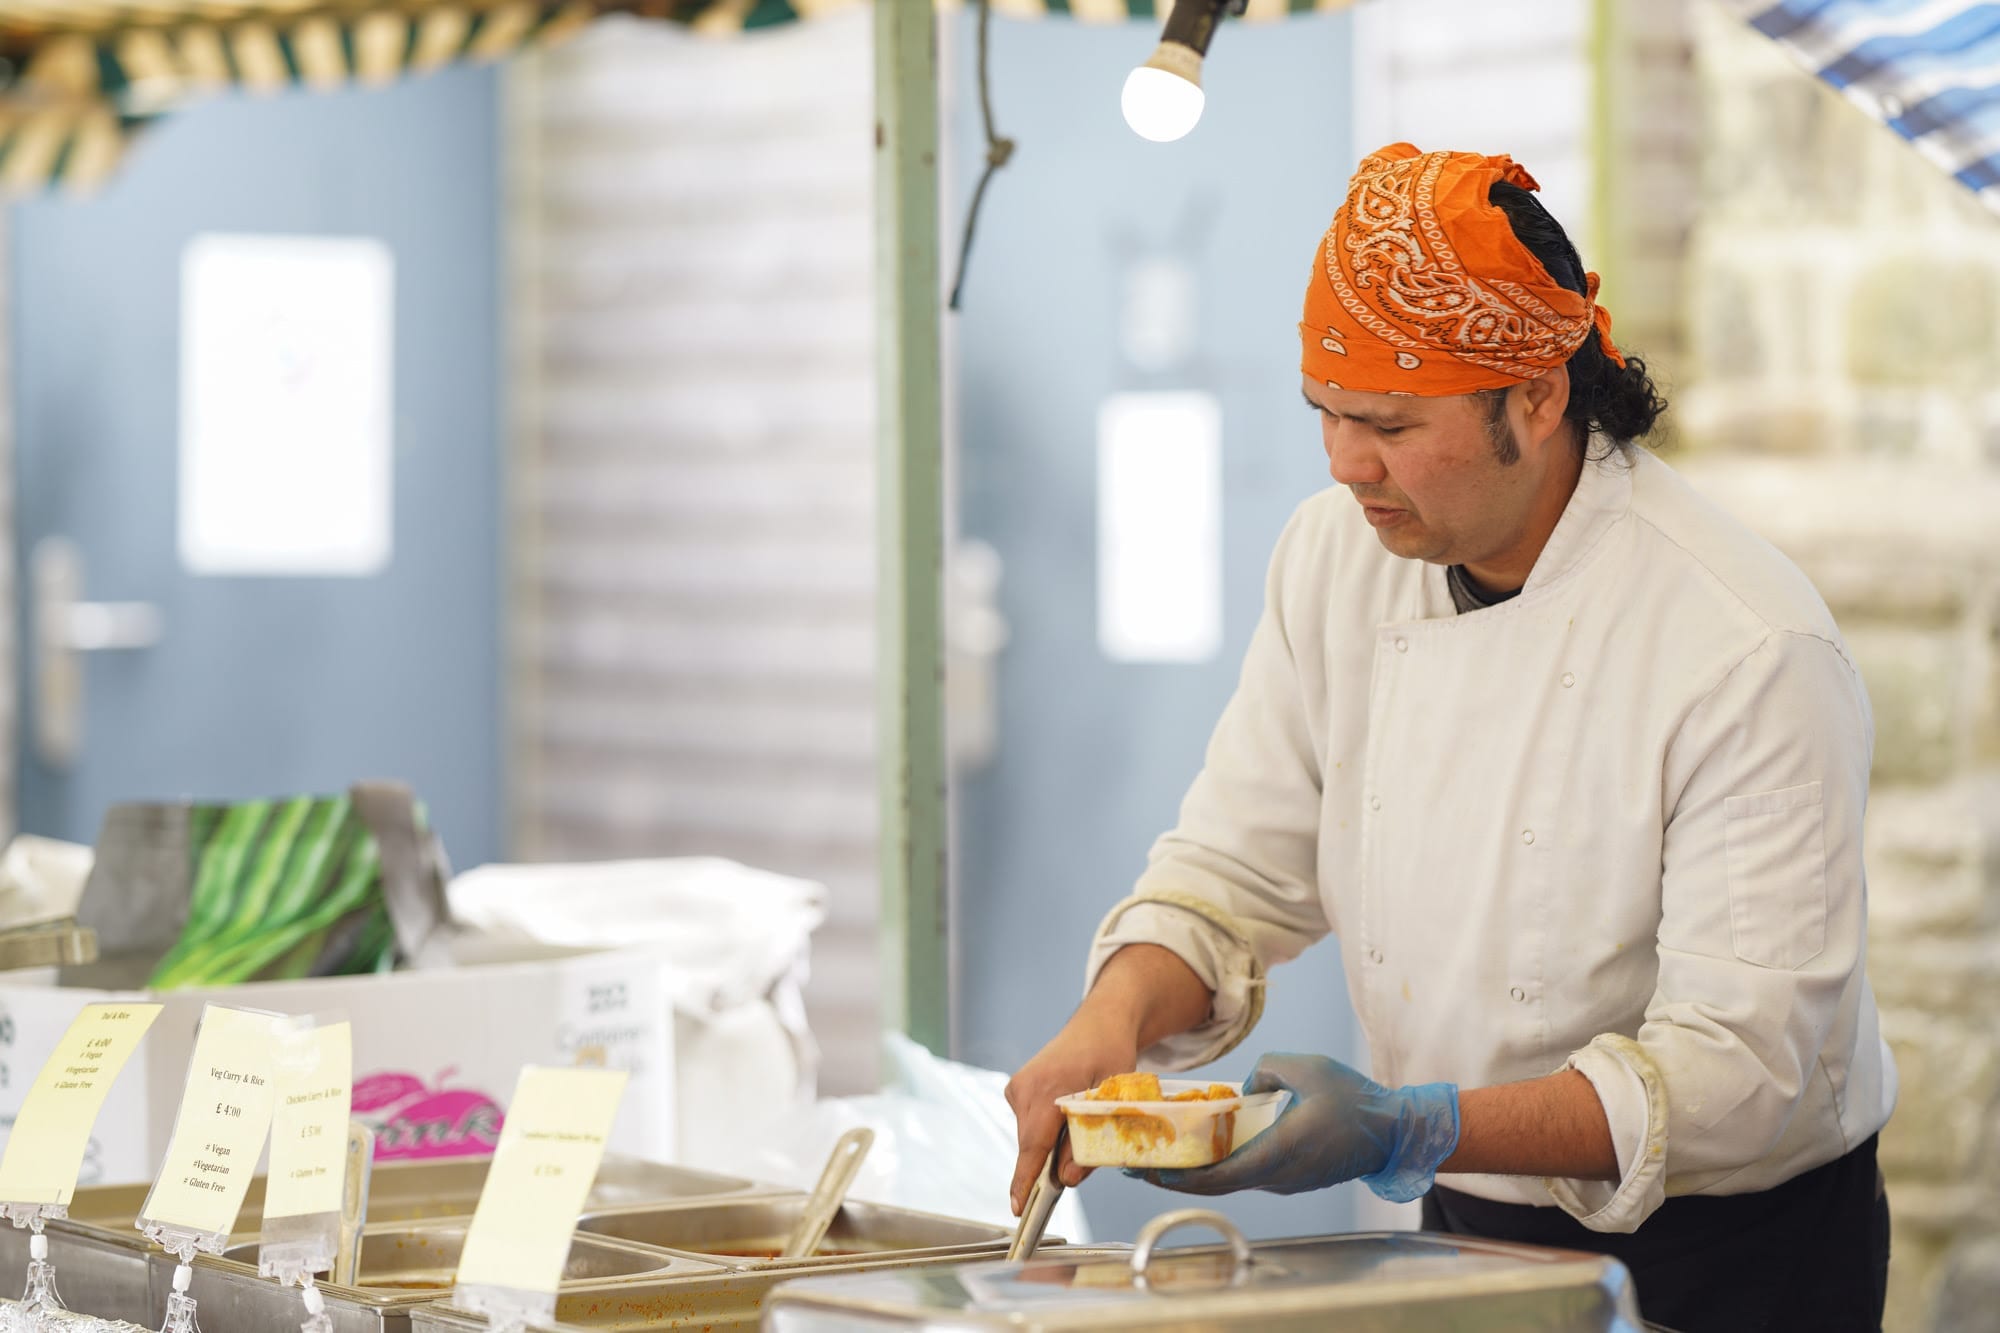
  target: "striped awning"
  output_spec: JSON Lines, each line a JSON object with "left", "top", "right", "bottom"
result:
{"left": 953, "top": 0, "right": 1352, "bottom": 15}
{"left": 0, "top": 1, "right": 606, "bottom": 187}
{"left": 0, "top": 0, "right": 1356, "bottom": 190}
{"left": 1723, "top": 0, "right": 2000, "bottom": 213}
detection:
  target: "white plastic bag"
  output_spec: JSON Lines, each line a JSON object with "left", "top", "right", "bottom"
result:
{"left": 441, "top": 857, "right": 826, "bottom": 1160}
{"left": 0, "top": 837, "right": 92, "bottom": 931}
{"left": 704, "top": 1033, "right": 1091, "bottom": 1242}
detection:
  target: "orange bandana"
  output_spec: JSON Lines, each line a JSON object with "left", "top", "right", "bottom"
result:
{"left": 1299, "top": 143, "right": 1625, "bottom": 397}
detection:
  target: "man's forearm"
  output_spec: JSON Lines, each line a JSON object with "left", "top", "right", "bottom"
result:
{"left": 1084, "top": 943, "right": 1213, "bottom": 1050}
{"left": 1084, "top": 952, "right": 1619, "bottom": 1184}
{"left": 1439, "top": 1068, "right": 1619, "bottom": 1181}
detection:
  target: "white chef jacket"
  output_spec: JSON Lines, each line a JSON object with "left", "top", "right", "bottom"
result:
{"left": 1089, "top": 446, "right": 1897, "bottom": 1234}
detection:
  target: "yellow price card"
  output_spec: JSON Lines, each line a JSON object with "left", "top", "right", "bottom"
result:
{"left": 141, "top": 1005, "right": 282, "bottom": 1239}
{"left": 454, "top": 1066, "right": 628, "bottom": 1296}
{"left": 0, "top": 1003, "right": 163, "bottom": 1208}
{"left": 264, "top": 1022, "right": 352, "bottom": 1222}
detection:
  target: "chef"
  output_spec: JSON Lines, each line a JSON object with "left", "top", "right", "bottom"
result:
{"left": 1006, "top": 143, "right": 1896, "bottom": 1332}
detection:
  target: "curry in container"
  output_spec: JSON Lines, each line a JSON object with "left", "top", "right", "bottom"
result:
{"left": 1054, "top": 1074, "right": 1281, "bottom": 1171}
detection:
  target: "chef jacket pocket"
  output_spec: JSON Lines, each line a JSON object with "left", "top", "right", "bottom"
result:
{"left": 1722, "top": 781, "right": 1827, "bottom": 970}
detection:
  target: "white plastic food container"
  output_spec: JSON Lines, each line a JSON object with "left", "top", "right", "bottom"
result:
{"left": 1053, "top": 1080, "right": 1288, "bottom": 1170}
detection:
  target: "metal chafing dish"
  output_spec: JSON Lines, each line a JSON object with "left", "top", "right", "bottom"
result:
{"left": 157, "top": 1224, "right": 723, "bottom": 1333}
{"left": 763, "top": 1209, "right": 1652, "bottom": 1332}
{"left": 215, "top": 1222, "right": 714, "bottom": 1293}
{"left": 575, "top": 1197, "right": 1017, "bottom": 1269}
{"left": 10, "top": 1153, "right": 764, "bottom": 1240}
{"left": 0, "top": 1220, "right": 153, "bottom": 1324}
{"left": 408, "top": 1247, "right": 1129, "bottom": 1332}
{"left": 0, "top": 1155, "right": 765, "bottom": 1328}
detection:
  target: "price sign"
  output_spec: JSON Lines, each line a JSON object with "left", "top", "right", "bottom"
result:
{"left": 142, "top": 1006, "right": 282, "bottom": 1238}
{"left": 454, "top": 1067, "right": 627, "bottom": 1297}
{"left": 0, "top": 1004, "right": 162, "bottom": 1208}
{"left": 264, "top": 1023, "right": 351, "bottom": 1221}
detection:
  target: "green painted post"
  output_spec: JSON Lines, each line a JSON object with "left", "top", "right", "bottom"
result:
{"left": 875, "top": 0, "right": 950, "bottom": 1057}
{"left": 1588, "top": 0, "right": 1623, "bottom": 308}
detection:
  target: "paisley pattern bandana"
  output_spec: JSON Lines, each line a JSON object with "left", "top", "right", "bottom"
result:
{"left": 1299, "top": 142, "right": 1626, "bottom": 397}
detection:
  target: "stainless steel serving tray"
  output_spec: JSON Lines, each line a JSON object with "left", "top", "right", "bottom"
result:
{"left": 13, "top": 1153, "right": 765, "bottom": 1239}
{"left": 407, "top": 1247, "right": 1130, "bottom": 1332}
{"left": 154, "top": 1224, "right": 722, "bottom": 1333}
{"left": 0, "top": 1222, "right": 153, "bottom": 1325}
{"left": 215, "top": 1222, "right": 714, "bottom": 1294}
{"left": 763, "top": 1214, "right": 1649, "bottom": 1332}
{"left": 575, "top": 1197, "right": 1017, "bottom": 1270}
{"left": 0, "top": 1155, "right": 765, "bottom": 1328}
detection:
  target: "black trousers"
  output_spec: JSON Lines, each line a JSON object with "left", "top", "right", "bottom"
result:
{"left": 1420, "top": 1136, "right": 1890, "bottom": 1333}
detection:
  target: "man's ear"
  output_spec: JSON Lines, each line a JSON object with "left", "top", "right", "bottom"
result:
{"left": 1517, "top": 366, "right": 1572, "bottom": 448}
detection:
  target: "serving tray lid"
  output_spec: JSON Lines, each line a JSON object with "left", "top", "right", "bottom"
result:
{"left": 765, "top": 1208, "right": 1648, "bottom": 1332}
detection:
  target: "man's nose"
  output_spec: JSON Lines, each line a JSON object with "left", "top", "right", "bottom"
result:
{"left": 1324, "top": 420, "right": 1386, "bottom": 486}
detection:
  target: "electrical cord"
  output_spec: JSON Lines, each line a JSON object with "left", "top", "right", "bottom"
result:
{"left": 948, "top": 0, "right": 1014, "bottom": 311}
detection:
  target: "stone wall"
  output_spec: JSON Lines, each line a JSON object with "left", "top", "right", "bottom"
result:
{"left": 1665, "top": 6, "right": 2000, "bottom": 1329}
{"left": 1597, "top": 0, "right": 1698, "bottom": 399}
{"left": 1323, "top": 1, "right": 1996, "bottom": 1317}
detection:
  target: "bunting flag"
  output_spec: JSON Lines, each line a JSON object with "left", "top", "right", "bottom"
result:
{"left": 0, "top": 0, "right": 1358, "bottom": 190}
{"left": 1720, "top": 0, "right": 2000, "bottom": 214}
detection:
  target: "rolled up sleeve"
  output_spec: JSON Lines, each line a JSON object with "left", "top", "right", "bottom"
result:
{"left": 1549, "top": 629, "right": 1872, "bottom": 1232}
{"left": 1084, "top": 507, "right": 1334, "bottom": 1070}
{"left": 1087, "top": 895, "right": 1267, "bottom": 1069}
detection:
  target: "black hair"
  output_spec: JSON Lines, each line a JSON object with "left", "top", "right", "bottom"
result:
{"left": 1486, "top": 181, "right": 1668, "bottom": 451}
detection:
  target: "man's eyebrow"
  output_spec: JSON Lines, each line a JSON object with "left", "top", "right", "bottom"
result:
{"left": 1300, "top": 390, "right": 1413, "bottom": 428}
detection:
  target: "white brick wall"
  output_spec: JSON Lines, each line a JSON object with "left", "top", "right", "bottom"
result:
{"left": 0, "top": 210, "right": 15, "bottom": 846}
{"left": 504, "top": 11, "right": 882, "bottom": 1095}
{"left": 1351, "top": 0, "right": 1593, "bottom": 230}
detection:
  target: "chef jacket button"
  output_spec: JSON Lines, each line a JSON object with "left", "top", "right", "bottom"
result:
{"left": 1509, "top": 986, "right": 1527, "bottom": 1003}
{"left": 1521, "top": 829, "right": 1536, "bottom": 845}
{"left": 1369, "top": 796, "right": 1382, "bottom": 812}
{"left": 1369, "top": 948, "right": 1385, "bottom": 965}
{"left": 1394, "top": 638, "right": 1409, "bottom": 653}
{"left": 1561, "top": 672, "right": 1575, "bottom": 688}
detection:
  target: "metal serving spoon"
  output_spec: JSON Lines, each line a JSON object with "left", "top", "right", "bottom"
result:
{"left": 778, "top": 1127, "right": 876, "bottom": 1261}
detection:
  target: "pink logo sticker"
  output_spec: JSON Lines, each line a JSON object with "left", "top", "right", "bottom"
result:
{"left": 353, "top": 1067, "right": 505, "bottom": 1160}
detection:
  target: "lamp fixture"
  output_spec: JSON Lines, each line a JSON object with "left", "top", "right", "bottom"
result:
{"left": 1121, "top": 0, "right": 1249, "bottom": 143}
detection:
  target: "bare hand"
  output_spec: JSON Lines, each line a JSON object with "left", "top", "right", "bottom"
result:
{"left": 1004, "top": 1014, "right": 1139, "bottom": 1215}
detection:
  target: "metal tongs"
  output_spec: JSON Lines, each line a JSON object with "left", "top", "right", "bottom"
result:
{"left": 1007, "top": 1124, "right": 1067, "bottom": 1262}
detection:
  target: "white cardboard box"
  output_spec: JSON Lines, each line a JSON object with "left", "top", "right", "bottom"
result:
{"left": 0, "top": 950, "right": 676, "bottom": 1188}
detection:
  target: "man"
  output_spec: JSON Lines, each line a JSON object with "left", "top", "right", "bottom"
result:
{"left": 1006, "top": 144, "right": 1895, "bottom": 1332}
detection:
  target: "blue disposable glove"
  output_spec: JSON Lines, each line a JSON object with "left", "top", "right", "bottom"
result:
{"left": 1134, "top": 1053, "right": 1459, "bottom": 1203}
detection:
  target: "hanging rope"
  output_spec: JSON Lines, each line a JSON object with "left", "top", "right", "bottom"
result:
{"left": 946, "top": 0, "right": 1013, "bottom": 312}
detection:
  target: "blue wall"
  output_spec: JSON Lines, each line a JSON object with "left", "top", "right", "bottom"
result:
{"left": 11, "top": 69, "right": 504, "bottom": 869}
{"left": 949, "top": 14, "right": 1370, "bottom": 1241}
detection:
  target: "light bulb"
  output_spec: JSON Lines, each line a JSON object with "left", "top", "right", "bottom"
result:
{"left": 1121, "top": 44, "right": 1205, "bottom": 143}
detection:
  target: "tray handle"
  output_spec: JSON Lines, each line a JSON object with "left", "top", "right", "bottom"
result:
{"left": 1130, "top": 1208, "right": 1253, "bottom": 1286}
